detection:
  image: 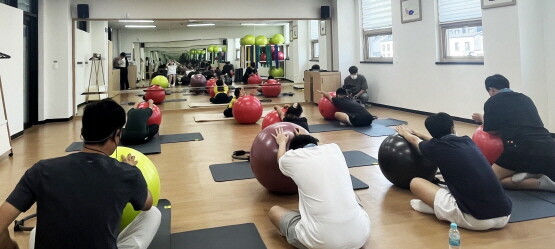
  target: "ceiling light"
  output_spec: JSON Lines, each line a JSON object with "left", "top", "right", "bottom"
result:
{"left": 187, "top": 23, "right": 215, "bottom": 27}
{"left": 125, "top": 25, "right": 156, "bottom": 28}
{"left": 119, "top": 20, "right": 154, "bottom": 23}
{"left": 241, "top": 23, "right": 269, "bottom": 26}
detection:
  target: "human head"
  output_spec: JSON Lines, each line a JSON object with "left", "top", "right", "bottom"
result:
{"left": 336, "top": 88, "right": 348, "bottom": 97}
{"left": 348, "top": 66, "right": 358, "bottom": 75}
{"left": 286, "top": 103, "right": 303, "bottom": 117}
{"left": 225, "top": 61, "right": 230, "bottom": 65}
{"left": 216, "top": 79, "right": 224, "bottom": 86}
{"left": 289, "top": 135, "right": 320, "bottom": 150}
{"left": 81, "top": 99, "right": 126, "bottom": 146}
{"left": 311, "top": 64, "right": 320, "bottom": 71}
{"left": 234, "top": 88, "right": 242, "bottom": 98}
{"left": 120, "top": 52, "right": 126, "bottom": 58}
{"left": 250, "top": 62, "right": 256, "bottom": 68}
{"left": 268, "top": 76, "right": 275, "bottom": 80}
{"left": 485, "top": 74, "right": 510, "bottom": 96}
{"left": 424, "top": 112, "right": 455, "bottom": 139}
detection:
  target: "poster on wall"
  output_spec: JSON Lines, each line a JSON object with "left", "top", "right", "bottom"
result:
{"left": 401, "top": 0, "right": 422, "bottom": 24}
{"left": 292, "top": 26, "right": 298, "bottom": 39}
{"left": 481, "top": 0, "right": 516, "bottom": 9}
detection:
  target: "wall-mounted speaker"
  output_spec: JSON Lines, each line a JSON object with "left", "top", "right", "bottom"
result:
{"left": 223, "top": 39, "right": 227, "bottom": 45}
{"left": 77, "top": 4, "right": 89, "bottom": 19}
{"left": 321, "top": 6, "right": 330, "bottom": 19}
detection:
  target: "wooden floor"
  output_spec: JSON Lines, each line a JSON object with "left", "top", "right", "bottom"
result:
{"left": 2, "top": 87, "right": 555, "bottom": 249}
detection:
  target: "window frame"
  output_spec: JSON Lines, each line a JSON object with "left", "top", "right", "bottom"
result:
{"left": 235, "top": 49, "right": 240, "bottom": 61}
{"left": 439, "top": 20, "right": 483, "bottom": 63}
{"left": 363, "top": 28, "right": 393, "bottom": 62}
{"left": 311, "top": 40, "right": 319, "bottom": 61}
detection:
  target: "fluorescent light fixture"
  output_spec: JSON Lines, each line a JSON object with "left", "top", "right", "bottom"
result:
{"left": 118, "top": 20, "right": 154, "bottom": 23}
{"left": 125, "top": 25, "right": 157, "bottom": 28}
{"left": 241, "top": 23, "right": 269, "bottom": 26}
{"left": 187, "top": 23, "right": 215, "bottom": 27}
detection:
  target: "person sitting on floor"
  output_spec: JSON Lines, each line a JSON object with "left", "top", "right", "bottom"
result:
{"left": 0, "top": 98, "right": 160, "bottom": 249}
{"left": 223, "top": 88, "right": 245, "bottom": 117}
{"left": 269, "top": 128, "right": 370, "bottom": 249}
{"left": 396, "top": 112, "right": 512, "bottom": 230}
{"left": 121, "top": 99, "right": 160, "bottom": 145}
{"left": 210, "top": 79, "right": 232, "bottom": 104}
{"left": 274, "top": 103, "right": 309, "bottom": 132}
{"left": 318, "top": 88, "right": 374, "bottom": 127}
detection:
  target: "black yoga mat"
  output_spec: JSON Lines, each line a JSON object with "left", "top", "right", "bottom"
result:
{"left": 505, "top": 190, "right": 555, "bottom": 223}
{"left": 159, "top": 133, "right": 204, "bottom": 143}
{"left": 147, "top": 199, "right": 172, "bottom": 249}
{"left": 308, "top": 122, "right": 352, "bottom": 133}
{"left": 170, "top": 223, "right": 267, "bottom": 249}
{"left": 351, "top": 175, "right": 369, "bottom": 190}
{"left": 372, "top": 118, "right": 408, "bottom": 127}
{"left": 163, "top": 98, "right": 187, "bottom": 103}
{"left": 308, "top": 122, "right": 396, "bottom": 137}
{"left": 343, "top": 150, "right": 378, "bottom": 168}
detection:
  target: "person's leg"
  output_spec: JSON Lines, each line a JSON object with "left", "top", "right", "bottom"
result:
{"left": 224, "top": 108, "right": 233, "bottom": 117}
{"left": 358, "top": 93, "right": 369, "bottom": 105}
{"left": 268, "top": 206, "right": 308, "bottom": 249}
{"left": 409, "top": 177, "right": 441, "bottom": 214}
{"left": 334, "top": 112, "right": 353, "bottom": 126}
{"left": 147, "top": 125, "right": 159, "bottom": 140}
{"left": 117, "top": 207, "right": 161, "bottom": 249}
{"left": 120, "top": 68, "right": 126, "bottom": 90}
{"left": 268, "top": 205, "right": 291, "bottom": 231}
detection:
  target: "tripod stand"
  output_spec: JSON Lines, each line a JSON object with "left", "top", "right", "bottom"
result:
{"left": 82, "top": 53, "right": 107, "bottom": 102}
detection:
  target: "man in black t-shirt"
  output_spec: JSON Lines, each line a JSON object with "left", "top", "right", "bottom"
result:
{"left": 121, "top": 99, "right": 160, "bottom": 145}
{"left": 472, "top": 74, "right": 555, "bottom": 192}
{"left": 0, "top": 99, "right": 160, "bottom": 249}
{"left": 243, "top": 62, "right": 258, "bottom": 84}
{"left": 396, "top": 113, "right": 511, "bottom": 230}
{"left": 319, "top": 88, "right": 373, "bottom": 127}
{"left": 342, "top": 66, "right": 369, "bottom": 105}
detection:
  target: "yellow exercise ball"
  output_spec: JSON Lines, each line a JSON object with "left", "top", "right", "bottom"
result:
{"left": 110, "top": 146, "right": 160, "bottom": 230}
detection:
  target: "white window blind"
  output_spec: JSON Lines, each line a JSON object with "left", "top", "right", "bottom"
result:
{"left": 361, "top": 0, "right": 392, "bottom": 31}
{"left": 438, "top": 0, "right": 482, "bottom": 24}
{"left": 310, "top": 20, "right": 319, "bottom": 40}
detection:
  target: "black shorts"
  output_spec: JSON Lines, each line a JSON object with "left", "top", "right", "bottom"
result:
{"left": 347, "top": 113, "right": 373, "bottom": 127}
{"left": 496, "top": 139, "right": 555, "bottom": 179}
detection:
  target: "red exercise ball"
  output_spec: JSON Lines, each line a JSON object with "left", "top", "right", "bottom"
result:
{"left": 233, "top": 96, "right": 263, "bottom": 124}
{"left": 472, "top": 125, "right": 504, "bottom": 165}
{"left": 137, "top": 102, "right": 162, "bottom": 126}
{"left": 247, "top": 74, "right": 263, "bottom": 85}
{"left": 271, "top": 51, "right": 285, "bottom": 60}
{"left": 261, "top": 82, "right": 281, "bottom": 97}
{"left": 190, "top": 74, "right": 207, "bottom": 94}
{"left": 318, "top": 92, "right": 339, "bottom": 120}
{"left": 206, "top": 79, "right": 217, "bottom": 97}
{"left": 144, "top": 85, "right": 166, "bottom": 104}
{"left": 261, "top": 109, "right": 286, "bottom": 130}
{"left": 260, "top": 53, "right": 267, "bottom": 61}
{"left": 250, "top": 122, "right": 308, "bottom": 194}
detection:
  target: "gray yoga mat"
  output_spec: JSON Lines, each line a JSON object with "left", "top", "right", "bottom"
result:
{"left": 308, "top": 122, "right": 396, "bottom": 137}
{"left": 523, "top": 190, "right": 555, "bottom": 205}
{"left": 351, "top": 175, "right": 369, "bottom": 190}
{"left": 308, "top": 122, "right": 353, "bottom": 133}
{"left": 210, "top": 151, "right": 377, "bottom": 182}
{"left": 170, "top": 223, "right": 267, "bottom": 249}
{"left": 147, "top": 199, "right": 172, "bottom": 249}
{"left": 505, "top": 190, "right": 555, "bottom": 223}
{"left": 65, "top": 135, "right": 162, "bottom": 155}
{"left": 372, "top": 118, "right": 408, "bottom": 127}
{"left": 160, "top": 133, "right": 204, "bottom": 143}
{"left": 163, "top": 98, "right": 187, "bottom": 103}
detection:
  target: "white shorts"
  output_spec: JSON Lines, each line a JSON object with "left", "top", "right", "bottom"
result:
{"left": 434, "top": 188, "right": 510, "bottom": 231}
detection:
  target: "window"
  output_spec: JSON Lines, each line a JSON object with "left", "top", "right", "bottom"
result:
{"left": 310, "top": 20, "right": 319, "bottom": 60}
{"left": 361, "top": 0, "right": 393, "bottom": 62}
{"left": 311, "top": 40, "right": 319, "bottom": 60}
{"left": 235, "top": 49, "right": 240, "bottom": 61}
{"left": 438, "top": 0, "right": 483, "bottom": 62}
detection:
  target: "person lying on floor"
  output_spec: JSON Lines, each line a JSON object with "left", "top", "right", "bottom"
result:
{"left": 274, "top": 103, "right": 309, "bottom": 132}
{"left": 396, "top": 112, "right": 512, "bottom": 230}
{"left": 121, "top": 99, "right": 160, "bottom": 145}
{"left": 318, "top": 88, "right": 374, "bottom": 127}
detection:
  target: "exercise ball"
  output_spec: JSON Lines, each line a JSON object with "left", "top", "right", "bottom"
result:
{"left": 190, "top": 74, "right": 207, "bottom": 94}
{"left": 378, "top": 135, "right": 438, "bottom": 189}
{"left": 261, "top": 108, "right": 286, "bottom": 130}
{"left": 240, "top": 38, "right": 245, "bottom": 46}
{"left": 206, "top": 78, "right": 217, "bottom": 97}
{"left": 269, "top": 67, "right": 284, "bottom": 77}
{"left": 207, "top": 46, "right": 214, "bottom": 53}
{"left": 144, "top": 85, "right": 166, "bottom": 104}
{"left": 222, "top": 46, "right": 227, "bottom": 52}
{"left": 255, "top": 35, "right": 268, "bottom": 46}
{"left": 243, "top": 35, "right": 255, "bottom": 45}
{"left": 271, "top": 34, "right": 285, "bottom": 45}
{"left": 261, "top": 81, "right": 281, "bottom": 97}
{"left": 151, "top": 76, "right": 169, "bottom": 89}
{"left": 260, "top": 53, "right": 267, "bottom": 61}
{"left": 233, "top": 96, "right": 263, "bottom": 124}
{"left": 272, "top": 51, "right": 285, "bottom": 60}
{"left": 247, "top": 74, "right": 263, "bottom": 85}
{"left": 137, "top": 102, "right": 162, "bottom": 126}
{"left": 110, "top": 146, "right": 160, "bottom": 230}
{"left": 318, "top": 92, "right": 338, "bottom": 120}
{"left": 251, "top": 122, "right": 308, "bottom": 194}
{"left": 472, "top": 125, "right": 504, "bottom": 165}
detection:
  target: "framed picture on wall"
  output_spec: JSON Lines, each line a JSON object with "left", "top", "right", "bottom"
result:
{"left": 292, "top": 26, "right": 298, "bottom": 39}
{"left": 290, "top": 29, "right": 293, "bottom": 42}
{"left": 320, "top": 20, "right": 326, "bottom": 36}
{"left": 401, "top": 0, "right": 422, "bottom": 23}
{"left": 482, "top": 0, "right": 516, "bottom": 9}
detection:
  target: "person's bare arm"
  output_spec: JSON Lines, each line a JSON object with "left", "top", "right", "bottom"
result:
{"left": 147, "top": 99, "right": 154, "bottom": 109}
{"left": 396, "top": 126, "right": 423, "bottom": 151}
{"left": 412, "top": 129, "right": 433, "bottom": 141}
{"left": 0, "top": 202, "right": 22, "bottom": 249}
{"left": 317, "top": 90, "right": 332, "bottom": 101}
{"left": 274, "top": 105, "right": 285, "bottom": 120}
{"left": 272, "top": 128, "right": 289, "bottom": 161}
{"left": 472, "top": 113, "right": 483, "bottom": 124}
{"left": 354, "top": 89, "right": 366, "bottom": 98}
{"left": 141, "top": 191, "right": 153, "bottom": 211}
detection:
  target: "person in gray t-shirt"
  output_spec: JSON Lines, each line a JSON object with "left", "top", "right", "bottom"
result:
{"left": 342, "top": 66, "right": 369, "bottom": 105}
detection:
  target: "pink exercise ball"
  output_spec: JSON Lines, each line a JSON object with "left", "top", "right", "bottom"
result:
{"left": 472, "top": 125, "right": 504, "bottom": 165}
{"left": 318, "top": 92, "right": 339, "bottom": 120}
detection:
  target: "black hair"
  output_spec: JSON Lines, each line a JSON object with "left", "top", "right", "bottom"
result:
{"left": 268, "top": 76, "right": 275, "bottom": 80}
{"left": 311, "top": 64, "right": 320, "bottom": 71}
{"left": 225, "top": 61, "right": 230, "bottom": 64}
{"left": 234, "top": 88, "right": 242, "bottom": 98}
{"left": 485, "top": 74, "right": 510, "bottom": 91}
{"left": 289, "top": 135, "right": 319, "bottom": 150}
{"left": 82, "top": 99, "right": 126, "bottom": 145}
{"left": 424, "top": 112, "right": 454, "bottom": 139}
{"left": 286, "top": 103, "right": 303, "bottom": 118}
{"left": 348, "top": 66, "right": 358, "bottom": 74}
{"left": 216, "top": 79, "right": 224, "bottom": 92}
{"left": 336, "top": 88, "right": 347, "bottom": 96}
{"left": 250, "top": 62, "right": 256, "bottom": 68}
{"left": 120, "top": 52, "right": 126, "bottom": 57}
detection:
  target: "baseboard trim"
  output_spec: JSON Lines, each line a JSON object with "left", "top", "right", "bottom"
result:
{"left": 38, "top": 116, "right": 74, "bottom": 125}
{"left": 10, "top": 131, "right": 23, "bottom": 140}
{"left": 369, "top": 102, "right": 476, "bottom": 124}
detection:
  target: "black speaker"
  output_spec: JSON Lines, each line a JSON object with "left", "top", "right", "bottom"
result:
{"left": 223, "top": 39, "right": 227, "bottom": 45}
{"left": 321, "top": 6, "right": 330, "bottom": 19}
{"left": 77, "top": 4, "right": 89, "bottom": 18}
{"left": 140, "top": 43, "right": 145, "bottom": 48}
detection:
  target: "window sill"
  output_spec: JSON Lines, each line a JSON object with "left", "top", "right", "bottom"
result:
{"left": 360, "top": 61, "right": 393, "bottom": 64}
{"left": 309, "top": 59, "right": 319, "bottom": 62}
{"left": 435, "top": 62, "right": 484, "bottom": 65}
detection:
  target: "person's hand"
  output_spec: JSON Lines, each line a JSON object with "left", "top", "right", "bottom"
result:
{"left": 121, "top": 153, "right": 138, "bottom": 166}
{"left": 472, "top": 113, "right": 483, "bottom": 123}
{"left": 316, "top": 90, "right": 324, "bottom": 94}
{"left": 395, "top": 125, "right": 414, "bottom": 138}
{"left": 283, "top": 104, "right": 290, "bottom": 109}
{"left": 239, "top": 88, "right": 246, "bottom": 97}
{"left": 294, "top": 128, "right": 308, "bottom": 136}
{"left": 148, "top": 99, "right": 154, "bottom": 104}
{"left": 273, "top": 105, "right": 281, "bottom": 110}
{"left": 272, "top": 127, "right": 289, "bottom": 145}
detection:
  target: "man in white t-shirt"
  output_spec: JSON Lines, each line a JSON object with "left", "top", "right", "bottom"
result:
{"left": 268, "top": 128, "right": 371, "bottom": 249}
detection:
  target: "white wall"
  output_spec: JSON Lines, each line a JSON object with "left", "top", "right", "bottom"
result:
{"left": 285, "top": 20, "right": 310, "bottom": 82}
{"left": 74, "top": 28, "right": 91, "bottom": 105}
{"left": 89, "top": 21, "right": 109, "bottom": 87}
{"left": 0, "top": 4, "right": 24, "bottom": 135}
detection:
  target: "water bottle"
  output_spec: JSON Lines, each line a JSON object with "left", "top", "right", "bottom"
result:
{"left": 449, "top": 222, "right": 461, "bottom": 249}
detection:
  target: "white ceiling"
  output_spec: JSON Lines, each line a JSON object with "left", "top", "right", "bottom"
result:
{"left": 108, "top": 20, "right": 289, "bottom": 30}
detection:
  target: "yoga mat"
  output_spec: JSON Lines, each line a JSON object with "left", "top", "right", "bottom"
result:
{"left": 170, "top": 223, "right": 267, "bottom": 249}
{"left": 524, "top": 190, "right": 555, "bottom": 205}
{"left": 309, "top": 122, "right": 396, "bottom": 137}
{"left": 343, "top": 150, "right": 378, "bottom": 168}
{"left": 147, "top": 199, "right": 172, "bottom": 249}
{"left": 163, "top": 98, "right": 187, "bottom": 103}
{"left": 351, "top": 175, "right": 369, "bottom": 190}
{"left": 65, "top": 136, "right": 162, "bottom": 155}
{"left": 160, "top": 133, "right": 204, "bottom": 143}
{"left": 505, "top": 190, "right": 555, "bottom": 223}
{"left": 372, "top": 118, "right": 408, "bottom": 127}
{"left": 194, "top": 110, "right": 272, "bottom": 122}
{"left": 188, "top": 102, "right": 229, "bottom": 108}
{"left": 308, "top": 122, "right": 353, "bottom": 133}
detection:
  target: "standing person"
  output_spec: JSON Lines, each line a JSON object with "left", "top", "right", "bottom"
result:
{"left": 269, "top": 128, "right": 370, "bottom": 249}
{"left": 222, "top": 61, "right": 234, "bottom": 76}
{"left": 472, "top": 74, "right": 555, "bottom": 191}
{"left": 145, "top": 57, "right": 151, "bottom": 79}
{"left": 121, "top": 99, "right": 160, "bottom": 145}
{"left": 0, "top": 99, "right": 161, "bottom": 249}
{"left": 396, "top": 113, "right": 512, "bottom": 230}
{"left": 167, "top": 60, "right": 178, "bottom": 87}
{"left": 242, "top": 62, "right": 257, "bottom": 84}
{"left": 118, "top": 52, "right": 130, "bottom": 90}
{"left": 342, "top": 66, "right": 369, "bottom": 105}
{"left": 318, "top": 88, "right": 374, "bottom": 127}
